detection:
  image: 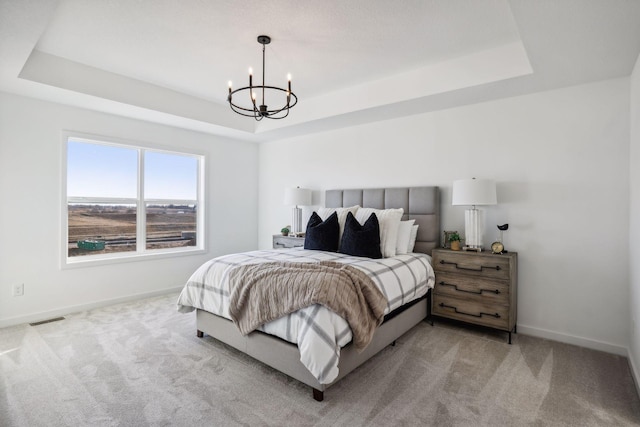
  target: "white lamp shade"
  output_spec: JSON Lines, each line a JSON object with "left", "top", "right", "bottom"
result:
{"left": 284, "top": 187, "right": 311, "bottom": 206}
{"left": 452, "top": 179, "right": 497, "bottom": 206}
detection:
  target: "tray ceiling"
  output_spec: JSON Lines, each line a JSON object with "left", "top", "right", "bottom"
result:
{"left": 1, "top": 0, "right": 640, "bottom": 142}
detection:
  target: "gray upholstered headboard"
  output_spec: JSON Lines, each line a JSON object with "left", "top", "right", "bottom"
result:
{"left": 325, "top": 187, "right": 440, "bottom": 255}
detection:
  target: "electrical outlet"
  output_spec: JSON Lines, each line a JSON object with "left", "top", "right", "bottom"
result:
{"left": 12, "top": 283, "right": 24, "bottom": 297}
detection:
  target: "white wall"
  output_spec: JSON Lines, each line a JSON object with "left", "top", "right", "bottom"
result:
{"left": 0, "top": 92, "right": 259, "bottom": 327}
{"left": 1, "top": 76, "right": 633, "bottom": 358}
{"left": 259, "top": 78, "right": 631, "bottom": 354}
{"left": 629, "top": 54, "right": 640, "bottom": 388}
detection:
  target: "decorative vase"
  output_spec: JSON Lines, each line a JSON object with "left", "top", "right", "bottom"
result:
{"left": 450, "top": 240, "right": 461, "bottom": 251}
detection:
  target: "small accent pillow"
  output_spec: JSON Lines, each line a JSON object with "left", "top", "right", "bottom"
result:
{"left": 355, "top": 207, "right": 404, "bottom": 258}
{"left": 407, "top": 224, "right": 419, "bottom": 253}
{"left": 317, "top": 205, "right": 360, "bottom": 246}
{"left": 339, "top": 212, "right": 382, "bottom": 259}
{"left": 304, "top": 211, "right": 339, "bottom": 252}
{"left": 395, "top": 219, "right": 416, "bottom": 255}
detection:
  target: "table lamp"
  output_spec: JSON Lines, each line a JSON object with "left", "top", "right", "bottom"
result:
{"left": 452, "top": 178, "right": 497, "bottom": 251}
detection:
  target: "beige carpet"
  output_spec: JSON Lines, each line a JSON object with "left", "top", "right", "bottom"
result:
{"left": 1, "top": 293, "right": 639, "bottom": 426}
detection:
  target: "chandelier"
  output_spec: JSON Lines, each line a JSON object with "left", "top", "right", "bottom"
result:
{"left": 227, "top": 35, "right": 298, "bottom": 120}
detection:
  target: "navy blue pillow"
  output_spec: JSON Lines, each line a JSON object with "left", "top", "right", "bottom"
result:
{"left": 304, "top": 211, "right": 339, "bottom": 252}
{"left": 339, "top": 212, "right": 382, "bottom": 259}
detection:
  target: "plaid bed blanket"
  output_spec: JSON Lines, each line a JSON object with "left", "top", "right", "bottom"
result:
{"left": 177, "top": 248, "right": 435, "bottom": 384}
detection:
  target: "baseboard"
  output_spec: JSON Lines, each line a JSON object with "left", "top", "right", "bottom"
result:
{"left": 0, "top": 286, "right": 183, "bottom": 329}
{"left": 628, "top": 348, "right": 640, "bottom": 399}
{"left": 517, "top": 324, "right": 627, "bottom": 356}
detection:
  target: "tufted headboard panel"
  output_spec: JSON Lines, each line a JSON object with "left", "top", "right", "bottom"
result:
{"left": 325, "top": 187, "right": 440, "bottom": 254}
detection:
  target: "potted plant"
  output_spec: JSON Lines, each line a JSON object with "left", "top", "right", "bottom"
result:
{"left": 281, "top": 226, "right": 290, "bottom": 236}
{"left": 449, "top": 232, "right": 461, "bottom": 251}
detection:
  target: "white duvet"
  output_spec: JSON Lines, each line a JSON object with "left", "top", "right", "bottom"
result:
{"left": 177, "top": 248, "right": 434, "bottom": 384}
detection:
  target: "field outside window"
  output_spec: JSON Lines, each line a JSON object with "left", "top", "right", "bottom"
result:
{"left": 65, "top": 136, "right": 204, "bottom": 264}
{"left": 146, "top": 203, "right": 197, "bottom": 250}
{"left": 68, "top": 203, "right": 137, "bottom": 256}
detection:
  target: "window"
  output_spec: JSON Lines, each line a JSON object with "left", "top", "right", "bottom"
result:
{"left": 63, "top": 134, "right": 204, "bottom": 265}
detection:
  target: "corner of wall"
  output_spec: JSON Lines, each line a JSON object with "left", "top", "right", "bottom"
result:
{"left": 628, "top": 51, "right": 640, "bottom": 398}
{"left": 629, "top": 348, "right": 640, "bottom": 400}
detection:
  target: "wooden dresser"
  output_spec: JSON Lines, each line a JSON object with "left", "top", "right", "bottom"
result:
{"left": 272, "top": 234, "right": 305, "bottom": 249}
{"left": 431, "top": 248, "right": 517, "bottom": 343}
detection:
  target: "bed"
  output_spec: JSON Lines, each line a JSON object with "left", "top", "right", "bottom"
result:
{"left": 177, "top": 186, "right": 440, "bottom": 401}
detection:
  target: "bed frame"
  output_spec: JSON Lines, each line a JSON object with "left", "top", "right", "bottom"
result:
{"left": 196, "top": 186, "right": 440, "bottom": 401}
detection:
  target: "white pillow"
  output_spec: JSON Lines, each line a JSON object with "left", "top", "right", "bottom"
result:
{"left": 355, "top": 207, "right": 404, "bottom": 258}
{"left": 395, "top": 220, "right": 415, "bottom": 255}
{"left": 316, "top": 205, "right": 360, "bottom": 244}
{"left": 407, "top": 224, "right": 419, "bottom": 253}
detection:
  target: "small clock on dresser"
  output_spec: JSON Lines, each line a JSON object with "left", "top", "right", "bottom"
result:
{"left": 491, "top": 224, "right": 509, "bottom": 254}
{"left": 431, "top": 248, "right": 518, "bottom": 344}
{"left": 490, "top": 241, "right": 504, "bottom": 254}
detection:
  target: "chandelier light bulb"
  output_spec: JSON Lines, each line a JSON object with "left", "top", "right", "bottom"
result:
{"left": 228, "top": 81, "right": 232, "bottom": 88}
{"left": 248, "top": 67, "right": 253, "bottom": 76}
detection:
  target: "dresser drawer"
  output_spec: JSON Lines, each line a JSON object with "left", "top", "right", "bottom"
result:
{"left": 432, "top": 294, "right": 510, "bottom": 330}
{"left": 434, "top": 272, "right": 509, "bottom": 305}
{"left": 433, "top": 251, "right": 511, "bottom": 281}
{"left": 272, "top": 235, "right": 305, "bottom": 249}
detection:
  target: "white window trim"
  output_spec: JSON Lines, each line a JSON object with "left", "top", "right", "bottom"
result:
{"left": 61, "top": 131, "right": 207, "bottom": 269}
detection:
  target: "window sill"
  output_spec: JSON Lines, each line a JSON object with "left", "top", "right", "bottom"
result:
{"left": 61, "top": 247, "right": 207, "bottom": 270}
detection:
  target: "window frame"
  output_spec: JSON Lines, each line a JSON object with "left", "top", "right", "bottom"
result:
{"left": 61, "top": 131, "right": 206, "bottom": 268}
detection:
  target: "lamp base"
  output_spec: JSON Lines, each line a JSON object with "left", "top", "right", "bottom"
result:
{"left": 462, "top": 246, "right": 482, "bottom": 252}
{"left": 464, "top": 208, "right": 485, "bottom": 249}
{"left": 292, "top": 206, "right": 303, "bottom": 234}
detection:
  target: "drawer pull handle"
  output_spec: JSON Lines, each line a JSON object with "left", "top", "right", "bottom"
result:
{"left": 274, "top": 242, "right": 285, "bottom": 247}
{"left": 439, "top": 260, "right": 501, "bottom": 272}
{"left": 438, "top": 302, "right": 501, "bottom": 319}
{"left": 439, "top": 281, "right": 500, "bottom": 295}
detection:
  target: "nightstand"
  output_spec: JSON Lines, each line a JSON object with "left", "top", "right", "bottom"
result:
{"left": 272, "top": 234, "right": 305, "bottom": 249}
{"left": 431, "top": 248, "right": 517, "bottom": 343}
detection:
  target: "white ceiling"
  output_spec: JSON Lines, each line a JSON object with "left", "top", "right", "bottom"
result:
{"left": 1, "top": 0, "right": 640, "bottom": 142}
